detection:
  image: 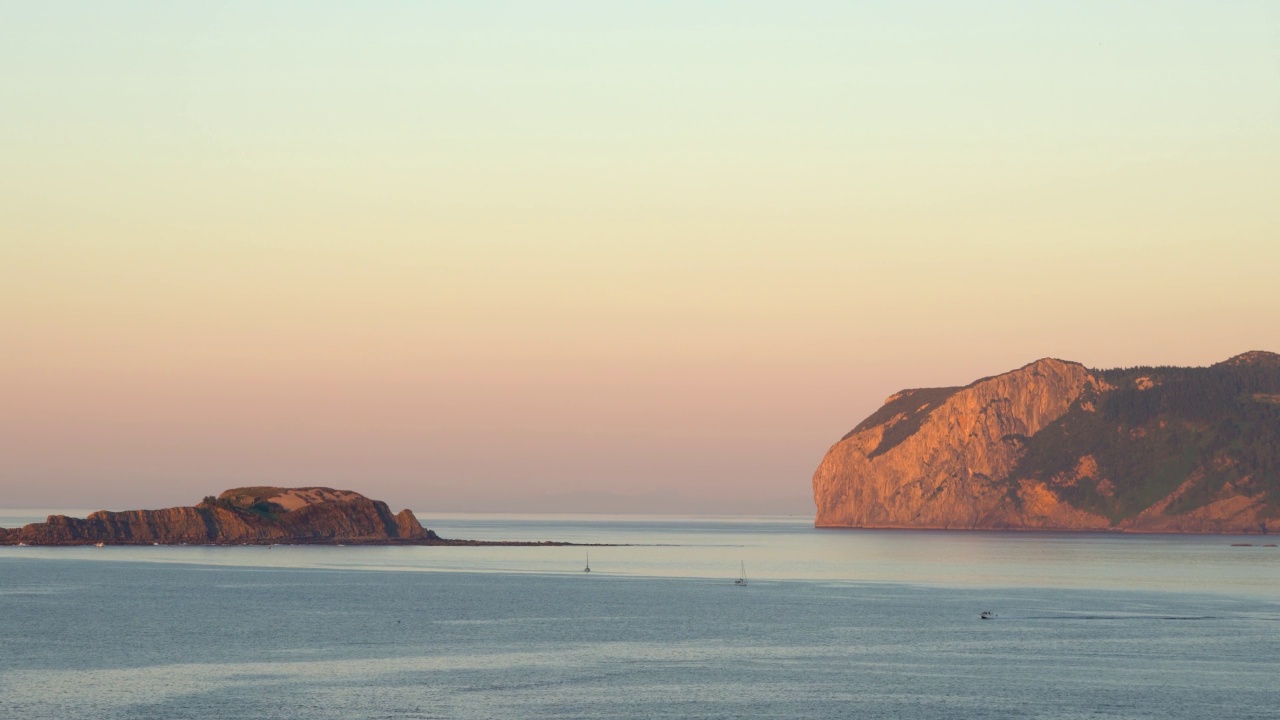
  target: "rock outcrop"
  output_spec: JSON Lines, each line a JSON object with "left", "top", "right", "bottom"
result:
{"left": 813, "top": 352, "right": 1280, "bottom": 533}
{"left": 0, "top": 487, "right": 435, "bottom": 546}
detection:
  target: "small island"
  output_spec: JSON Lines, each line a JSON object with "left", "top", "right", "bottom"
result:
{"left": 0, "top": 486, "right": 583, "bottom": 547}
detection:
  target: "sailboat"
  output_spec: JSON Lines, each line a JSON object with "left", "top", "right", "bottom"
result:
{"left": 584, "top": 550, "right": 591, "bottom": 573}
{"left": 734, "top": 560, "right": 747, "bottom": 586}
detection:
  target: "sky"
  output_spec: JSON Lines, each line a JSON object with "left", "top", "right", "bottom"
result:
{"left": 2, "top": 1, "right": 1278, "bottom": 514}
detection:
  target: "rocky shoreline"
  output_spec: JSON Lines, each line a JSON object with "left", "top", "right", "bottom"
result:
{"left": 0, "top": 486, "right": 607, "bottom": 547}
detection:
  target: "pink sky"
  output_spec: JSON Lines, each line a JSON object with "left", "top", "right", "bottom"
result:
{"left": 2, "top": 3, "right": 1277, "bottom": 513}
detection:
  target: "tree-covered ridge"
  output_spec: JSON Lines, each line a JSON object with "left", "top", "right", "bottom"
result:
{"left": 1008, "top": 353, "right": 1280, "bottom": 525}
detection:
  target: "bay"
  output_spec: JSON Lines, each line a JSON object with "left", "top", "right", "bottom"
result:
{"left": 2, "top": 511, "right": 1278, "bottom": 719}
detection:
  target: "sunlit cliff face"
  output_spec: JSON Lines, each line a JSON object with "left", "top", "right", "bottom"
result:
{"left": 814, "top": 353, "right": 1280, "bottom": 533}
{"left": 814, "top": 359, "right": 1101, "bottom": 529}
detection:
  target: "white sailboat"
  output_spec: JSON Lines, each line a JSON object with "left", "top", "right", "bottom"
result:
{"left": 584, "top": 549, "right": 591, "bottom": 573}
{"left": 734, "top": 560, "right": 747, "bottom": 586}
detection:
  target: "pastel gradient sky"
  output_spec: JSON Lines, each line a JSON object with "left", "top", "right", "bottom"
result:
{"left": 2, "top": 2, "right": 1278, "bottom": 513}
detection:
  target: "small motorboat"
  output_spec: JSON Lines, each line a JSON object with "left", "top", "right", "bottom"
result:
{"left": 980, "top": 611, "right": 996, "bottom": 620}
{"left": 95, "top": 542, "right": 105, "bottom": 548}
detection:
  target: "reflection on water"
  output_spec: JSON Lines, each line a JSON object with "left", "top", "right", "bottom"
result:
{"left": 2, "top": 512, "right": 1279, "bottom": 718}
{"left": 1, "top": 557, "right": 1278, "bottom": 720}
{"left": 5, "top": 511, "right": 1277, "bottom": 597}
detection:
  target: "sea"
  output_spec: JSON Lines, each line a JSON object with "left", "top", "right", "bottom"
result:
{"left": 2, "top": 510, "right": 1279, "bottom": 719}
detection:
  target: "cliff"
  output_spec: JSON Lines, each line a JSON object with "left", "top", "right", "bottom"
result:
{"left": 0, "top": 487, "right": 435, "bottom": 546}
{"left": 813, "top": 352, "right": 1280, "bottom": 533}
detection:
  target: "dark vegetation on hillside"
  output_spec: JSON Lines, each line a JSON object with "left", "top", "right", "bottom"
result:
{"left": 1007, "top": 358, "right": 1280, "bottom": 524}
{"left": 199, "top": 493, "right": 286, "bottom": 519}
{"left": 845, "top": 386, "right": 963, "bottom": 457}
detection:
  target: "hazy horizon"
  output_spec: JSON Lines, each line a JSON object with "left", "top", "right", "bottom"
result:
{"left": 3, "top": 2, "right": 1278, "bottom": 513}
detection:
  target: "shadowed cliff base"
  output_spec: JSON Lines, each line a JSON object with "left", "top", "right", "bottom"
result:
{"left": 0, "top": 487, "right": 610, "bottom": 547}
{"left": 813, "top": 352, "right": 1280, "bottom": 534}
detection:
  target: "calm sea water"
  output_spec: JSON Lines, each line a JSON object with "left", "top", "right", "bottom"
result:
{"left": 2, "top": 511, "right": 1279, "bottom": 719}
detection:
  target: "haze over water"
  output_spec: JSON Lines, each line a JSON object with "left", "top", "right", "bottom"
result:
{"left": 3, "top": 513, "right": 1278, "bottom": 719}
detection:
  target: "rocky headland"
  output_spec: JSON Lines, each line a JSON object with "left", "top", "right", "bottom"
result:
{"left": 813, "top": 351, "right": 1280, "bottom": 533}
{"left": 0, "top": 487, "right": 583, "bottom": 547}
